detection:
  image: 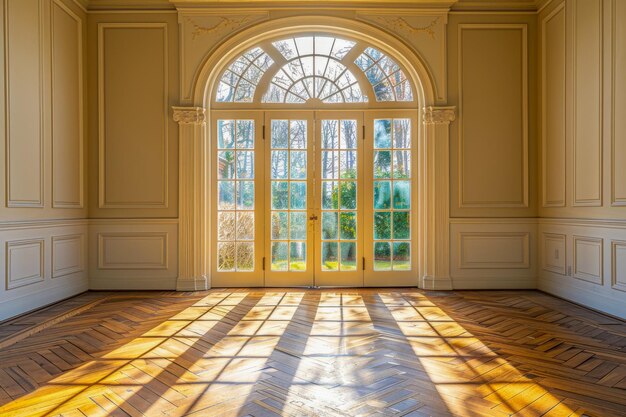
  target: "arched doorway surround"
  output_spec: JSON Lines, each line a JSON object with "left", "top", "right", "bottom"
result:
{"left": 172, "top": 16, "right": 455, "bottom": 290}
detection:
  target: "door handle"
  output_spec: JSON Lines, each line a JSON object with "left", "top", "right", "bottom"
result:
{"left": 309, "top": 215, "right": 318, "bottom": 221}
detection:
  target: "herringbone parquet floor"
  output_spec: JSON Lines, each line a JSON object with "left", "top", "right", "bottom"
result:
{"left": 0, "top": 289, "right": 625, "bottom": 417}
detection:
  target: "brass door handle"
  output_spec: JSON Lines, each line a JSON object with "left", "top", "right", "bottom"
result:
{"left": 309, "top": 215, "right": 318, "bottom": 221}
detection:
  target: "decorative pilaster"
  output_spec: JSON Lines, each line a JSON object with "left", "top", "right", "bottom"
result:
{"left": 173, "top": 106, "right": 209, "bottom": 291}
{"left": 421, "top": 106, "right": 456, "bottom": 290}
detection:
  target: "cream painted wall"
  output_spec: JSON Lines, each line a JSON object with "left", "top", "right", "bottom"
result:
{"left": 446, "top": 13, "right": 538, "bottom": 289}
{"left": 85, "top": 11, "right": 179, "bottom": 289}
{"left": 0, "top": 0, "right": 88, "bottom": 321}
{"left": 538, "top": 0, "right": 626, "bottom": 318}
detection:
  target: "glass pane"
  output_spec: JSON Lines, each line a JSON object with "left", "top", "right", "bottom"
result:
{"left": 271, "top": 151, "right": 288, "bottom": 179}
{"left": 374, "top": 119, "right": 391, "bottom": 148}
{"left": 271, "top": 242, "right": 288, "bottom": 271}
{"left": 236, "top": 120, "right": 254, "bottom": 148}
{"left": 322, "top": 212, "right": 338, "bottom": 240}
{"left": 236, "top": 242, "right": 254, "bottom": 271}
{"left": 393, "top": 150, "right": 411, "bottom": 179}
{"left": 218, "top": 242, "right": 236, "bottom": 271}
{"left": 374, "top": 242, "right": 391, "bottom": 271}
{"left": 340, "top": 151, "right": 357, "bottom": 178}
{"left": 392, "top": 212, "right": 410, "bottom": 240}
{"left": 393, "top": 181, "right": 411, "bottom": 209}
{"left": 290, "top": 182, "right": 307, "bottom": 209}
{"left": 340, "top": 120, "right": 357, "bottom": 149}
{"left": 271, "top": 181, "right": 288, "bottom": 209}
{"left": 374, "top": 181, "right": 391, "bottom": 209}
{"left": 321, "top": 181, "right": 338, "bottom": 209}
{"left": 340, "top": 182, "right": 357, "bottom": 210}
{"left": 218, "top": 151, "right": 235, "bottom": 179}
{"left": 393, "top": 242, "right": 410, "bottom": 270}
{"left": 374, "top": 212, "right": 391, "bottom": 240}
{"left": 271, "top": 211, "right": 288, "bottom": 240}
{"left": 290, "top": 242, "right": 306, "bottom": 271}
{"left": 218, "top": 120, "right": 234, "bottom": 149}
{"left": 217, "top": 212, "right": 235, "bottom": 241}
{"left": 236, "top": 151, "right": 254, "bottom": 179}
{"left": 271, "top": 120, "right": 289, "bottom": 148}
{"left": 340, "top": 242, "right": 357, "bottom": 271}
{"left": 290, "top": 120, "right": 307, "bottom": 148}
{"left": 340, "top": 212, "right": 356, "bottom": 240}
{"left": 236, "top": 212, "right": 254, "bottom": 240}
{"left": 322, "top": 242, "right": 338, "bottom": 271}
{"left": 218, "top": 181, "right": 235, "bottom": 210}
{"left": 393, "top": 119, "right": 411, "bottom": 148}
{"left": 236, "top": 181, "right": 254, "bottom": 210}
{"left": 322, "top": 120, "right": 339, "bottom": 149}
{"left": 290, "top": 212, "right": 307, "bottom": 240}
{"left": 290, "top": 151, "right": 307, "bottom": 179}
{"left": 374, "top": 151, "right": 391, "bottom": 178}
{"left": 322, "top": 151, "right": 338, "bottom": 179}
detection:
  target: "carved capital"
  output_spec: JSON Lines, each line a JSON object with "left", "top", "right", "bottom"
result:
{"left": 173, "top": 106, "right": 206, "bottom": 125}
{"left": 423, "top": 106, "right": 456, "bottom": 124}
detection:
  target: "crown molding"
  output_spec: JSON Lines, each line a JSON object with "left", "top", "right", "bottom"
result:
{"left": 85, "top": 0, "right": 548, "bottom": 14}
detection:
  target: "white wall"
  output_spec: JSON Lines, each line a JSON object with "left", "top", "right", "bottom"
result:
{"left": 0, "top": 0, "right": 88, "bottom": 321}
{"left": 86, "top": 11, "right": 179, "bottom": 289}
{"left": 538, "top": 0, "right": 626, "bottom": 319}
{"left": 447, "top": 13, "right": 539, "bottom": 289}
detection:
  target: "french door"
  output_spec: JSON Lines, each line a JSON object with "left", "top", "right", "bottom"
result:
{"left": 211, "top": 110, "right": 417, "bottom": 287}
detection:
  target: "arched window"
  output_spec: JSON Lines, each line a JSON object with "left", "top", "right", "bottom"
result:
{"left": 215, "top": 35, "right": 413, "bottom": 105}
{"left": 210, "top": 33, "right": 418, "bottom": 288}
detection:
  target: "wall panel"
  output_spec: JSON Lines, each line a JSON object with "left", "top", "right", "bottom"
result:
{"left": 98, "top": 232, "right": 167, "bottom": 270}
{"left": 52, "top": 0, "right": 83, "bottom": 208}
{"left": 88, "top": 220, "right": 178, "bottom": 289}
{"left": 541, "top": 4, "right": 566, "bottom": 207}
{"left": 98, "top": 23, "right": 168, "bottom": 209}
{"left": 450, "top": 220, "right": 537, "bottom": 289}
{"left": 4, "top": 0, "right": 44, "bottom": 207}
{"left": 573, "top": 236, "right": 603, "bottom": 285}
{"left": 611, "top": 240, "right": 626, "bottom": 292}
{"left": 542, "top": 232, "right": 566, "bottom": 275}
{"left": 52, "top": 234, "right": 84, "bottom": 278}
{"left": 612, "top": 0, "right": 626, "bottom": 206}
{"left": 457, "top": 24, "right": 528, "bottom": 208}
{"left": 6, "top": 239, "right": 44, "bottom": 289}
{"left": 572, "top": 0, "right": 602, "bottom": 206}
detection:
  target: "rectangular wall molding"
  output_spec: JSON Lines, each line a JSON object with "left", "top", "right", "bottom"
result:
{"left": 52, "top": 234, "right": 84, "bottom": 278}
{"left": 542, "top": 232, "right": 566, "bottom": 275}
{"left": 611, "top": 240, "right": 626, "bottom": 292}
{"left": 4, "top": 0, "right": 45, "bottom": 207}
{"left": 541, "top": 3, "right": 566, "bottom": 207}
{"left": 51, "top": 0, "right": 84, "bottom": 208}
{"left": 612, "top": 0, "right": 626, "bottom": 206}
{"left": 6, "top": 239, "right": 45, "bottom": 290}
{"left": 573, "top": 236, "right": 603, "bottom": 285}
{"left": 98, "top": 23, "right": 169, "bottom": 209}
{"left": 97, "top": 232, "right": 168, "bottom": 270}
{"left": 457, "top": 24, "right": 529, "bottom": 208}
{"left": 571, "top": 0, "right": 603, "bottom": 206}
{"left": 458, "top": 232, "right": 530, "bottom": 269}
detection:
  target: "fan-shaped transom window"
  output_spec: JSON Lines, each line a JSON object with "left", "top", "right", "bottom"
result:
{"left": 215, "top": 35, "right": 414, "bottom": 105}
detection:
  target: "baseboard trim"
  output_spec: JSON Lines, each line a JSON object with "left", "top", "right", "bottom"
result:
{"left": 0, "top": 282, "right": 88, "bottom": 322}
{"left": 176, "top": 275, "right": 209, "bottom": 291}
{"left": 420, "top": 275, "right": 453, "bottom": 290}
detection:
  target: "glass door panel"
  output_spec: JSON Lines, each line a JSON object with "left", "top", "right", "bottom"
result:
{"left": 314, "top": 112, "right": 363, "bottom": 286}
{"left": 265, "top": 112, "right": 315, "bottom": 286}
{"left": 211, "top": 111, "right": 264, "bottom": 287}
{"left": 364, "top": 111, "right": 417, "bottom": 286}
